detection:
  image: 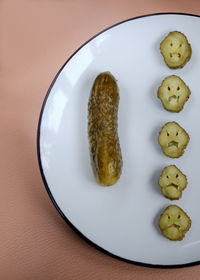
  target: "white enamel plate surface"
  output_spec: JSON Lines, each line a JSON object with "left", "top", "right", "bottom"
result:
{"left": 38, "top": 14, "right": 200, "bottom": 267}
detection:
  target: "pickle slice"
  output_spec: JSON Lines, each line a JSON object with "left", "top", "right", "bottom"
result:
{"left": 158, "top": 75, "right": 191, "bottom": 112}
{"left": 159, "top": 165, "right": 187, "bottom": 200}
{"left": 160, "top": 31, "right": 191, "bottom": 68}
{"left": 158, "top": 121, "right": 189, "bottom": 158}
{"left": 159, "top": 205, "right": 191, "bottom": 241}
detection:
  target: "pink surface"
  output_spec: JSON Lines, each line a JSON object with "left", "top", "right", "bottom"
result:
{"left": 1, "top": 0, "right": 200, "bottom": 279}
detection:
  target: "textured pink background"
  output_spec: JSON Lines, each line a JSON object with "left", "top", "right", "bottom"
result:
{"left": 1, "top": 0, "right": 200, "bottom": 279}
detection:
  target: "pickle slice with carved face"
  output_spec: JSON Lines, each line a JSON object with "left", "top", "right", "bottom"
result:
{"left": 160, "top": 31, "right": 191, "bottom": 68}
{"left": 159, "top": 165, "right": 187, "bottom": 200}
{"left": 159, "top": 205, "right": 191, "bottom": 240}
{"left": 158, "top": 122, "right": 189, "bottom": 158}
{"left": 158, "top": 75, "right": 191, "bottom": 112}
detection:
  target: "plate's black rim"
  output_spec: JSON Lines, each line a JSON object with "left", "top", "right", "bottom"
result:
{"left": 37, "top": 12, "right": 200, "bottom": 269}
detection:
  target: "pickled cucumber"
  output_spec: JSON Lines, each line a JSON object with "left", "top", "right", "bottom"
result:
{"left": 88, "top": 72, "right": 123, "bottom": 186}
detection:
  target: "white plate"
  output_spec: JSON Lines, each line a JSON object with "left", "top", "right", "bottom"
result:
{"left": 38, "top": 13, "right": 200, "bottom": 267}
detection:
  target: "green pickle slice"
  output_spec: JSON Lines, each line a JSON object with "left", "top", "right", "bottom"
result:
{"left": 159, "top": 205, "right": 191, "bottom": 241}
{"left": 159, "top": 165, "right": 187, "bottom": 200}
{"left": 160, "top": 31, "right": 191, "bottom": 68}
{"left": 158, "top": 121, "right": 189, "bottom": 158}
{"left": 158, "top": 75, "right": 191, "bottom": 112}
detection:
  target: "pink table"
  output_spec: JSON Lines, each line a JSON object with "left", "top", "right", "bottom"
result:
{"left": 1, "top": 0, "right": 200, "bottom": 279}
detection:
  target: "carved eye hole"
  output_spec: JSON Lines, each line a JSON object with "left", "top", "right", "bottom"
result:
{"left": 168, "top": 86, "right": 171, "bottom": 91}
{"left": 178, "top": 214, "right": 181, "bottom": 219}
{"left": 176, "top": 132, "right": 179, "bottom": 136}
{"left": 167, "top": 132, "right": 169, "bottom": 136}
{"left": 166, "top": 175, "right": 169, "bottom": 178}
{"left": 176, "top": 174, "right": 179, "bottom": 178}
{"left": 179, "top": 44, "right": 182, "bottom": 47}
{"left": 177, "top": 86, "right": 180, "bottom": 91}
{"left": 168, "top": 215, "right": 170, "bottom": 219}
{"left": 170, "top": 42, "right": 173, "bottom": 47}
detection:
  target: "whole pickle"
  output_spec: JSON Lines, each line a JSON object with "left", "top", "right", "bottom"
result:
{"left": 88, "top": 71, "right": 123, "bottom": 186}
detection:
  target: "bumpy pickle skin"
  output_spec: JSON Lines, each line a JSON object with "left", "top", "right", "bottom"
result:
{"left": 88, "top": 72, "right": 122, "bottom": 186}
{"left": 160, "top": 31, "right": 191, "bottom": 69}
{"left": 159, "top": 205, "right": 191, "bottom": 241}
{"left": 158, "top": 121, "right": 189, "bottom": 158}
{"left": 158, "top": 75, "right": 191, "bottom": 112}
{"left": 159, "top": 165, "right": 187, "bottom": 200}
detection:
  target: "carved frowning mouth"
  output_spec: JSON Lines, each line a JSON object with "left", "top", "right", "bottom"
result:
{"left": 168, "top": 141, "right": 179, "bottom": 148}
{"left": 168, "top": 224, "right": 180, "bottom": 230}
{"left": 168, "top": 95, "right": 180, "bottom": 102}
{"left": 169, "top": 52, "right": 182, "bottom": 58}
{"left": 167, "top": 183, "right": 179, "bottom": 189}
